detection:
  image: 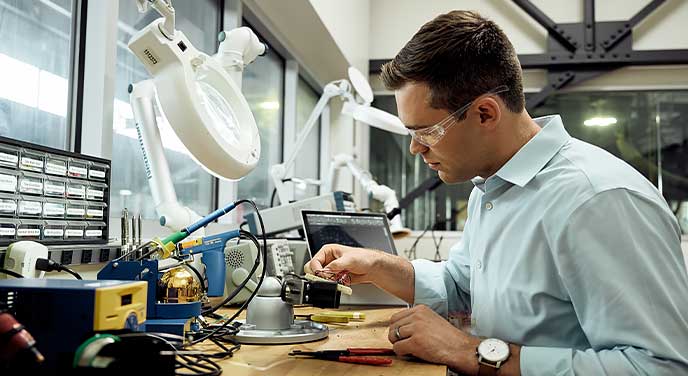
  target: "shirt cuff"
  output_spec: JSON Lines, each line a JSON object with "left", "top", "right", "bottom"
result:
{"left": 411, "top": 259, "right": 448, "bottom": 316}
{"left": 520, "top": 346, "right": 572, "bottom": 376}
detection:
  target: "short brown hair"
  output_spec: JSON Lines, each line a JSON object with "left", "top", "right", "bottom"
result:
{"left": 381, "top": 11, "right": 525, "bottom": 117}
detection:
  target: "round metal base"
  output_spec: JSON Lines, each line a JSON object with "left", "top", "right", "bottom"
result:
{"left": 232, "top": 320, "right": 329, "bottom": 345}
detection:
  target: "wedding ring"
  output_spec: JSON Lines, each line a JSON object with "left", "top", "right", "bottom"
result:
{"left": 394, "top": 326, "right": 402, "bottom": 340}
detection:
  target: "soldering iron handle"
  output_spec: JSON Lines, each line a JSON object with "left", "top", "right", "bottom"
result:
{"left": 184, "top": 202, "right": 237, "bottom": 234}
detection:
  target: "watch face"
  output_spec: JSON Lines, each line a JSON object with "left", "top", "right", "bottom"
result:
{"left": 478, "top": 338, "right": 510, "bottom": 363}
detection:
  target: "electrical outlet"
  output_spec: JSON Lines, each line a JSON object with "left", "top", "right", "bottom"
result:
{"left": 81, "top": 249, "right": 92, "bottom": 264}
{"left": 99, "top": 249, "right": 110, "bottom": 262}
{"left": 61, "top": 251, "right": 73, "bottom": 265}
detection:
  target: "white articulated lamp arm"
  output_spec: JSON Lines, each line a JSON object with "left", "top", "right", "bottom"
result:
{"left": 129, "top": 80, "right": 203, "bottom": 233}
{"left": 270, "top": 80, "right": 350, "bottom": 205}
{"left": 329, "top": 154, "right": 408, "bottom": 236}
{"left": 216, "top": 27, "right": 265, "bottom": 88}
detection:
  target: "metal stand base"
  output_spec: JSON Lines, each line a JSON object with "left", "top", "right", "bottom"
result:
{"left": 232, "top": 320, "right": 329, "bottom": 345}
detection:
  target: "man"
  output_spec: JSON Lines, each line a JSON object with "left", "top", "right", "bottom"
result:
{"left": 308, "top": 10, "right": 688, "bottom": 376}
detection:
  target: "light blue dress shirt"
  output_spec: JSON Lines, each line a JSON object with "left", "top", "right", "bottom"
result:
{"left": 412, "top": 115, "right": 688, "bottom": 375}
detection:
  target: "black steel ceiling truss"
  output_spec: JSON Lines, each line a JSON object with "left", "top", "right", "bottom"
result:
{"left": 369, "top": 0, "right": 688, "bottom": 111}
{"left": 513, "top": 0, "right": 688, "bottom": 110}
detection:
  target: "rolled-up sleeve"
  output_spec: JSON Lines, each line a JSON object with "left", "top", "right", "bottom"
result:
{"left": 521, "top": 189, "right": 688, "bottom": 375}
{"left": 412, "top": 227, "right": 472, "bottom": 317}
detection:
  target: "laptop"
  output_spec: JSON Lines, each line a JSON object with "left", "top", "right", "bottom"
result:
{"left": 301, "top": 210, "right": 408, "bottom": 306}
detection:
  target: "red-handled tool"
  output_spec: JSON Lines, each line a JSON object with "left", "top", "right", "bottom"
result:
{"left": 289, "top": 348, "right": 395, "bottom": 366}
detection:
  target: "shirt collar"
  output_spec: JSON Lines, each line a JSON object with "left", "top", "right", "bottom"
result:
{"left": 472, "top": 115, "right": 571, "bottom": 190}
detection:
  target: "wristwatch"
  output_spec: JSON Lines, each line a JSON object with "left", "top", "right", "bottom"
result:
{"left": 476, "top": 338, "right": 510, "bottom": 376}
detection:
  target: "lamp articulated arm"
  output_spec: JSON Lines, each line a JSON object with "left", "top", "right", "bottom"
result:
{"left": 270, "top": 80, "right": 354, "bottom": 205}
{"left": 327, "top": 154, "right": 405, "bottom": 232}
{"left": 129, "top": 80, "right": 203, "bottom": 233}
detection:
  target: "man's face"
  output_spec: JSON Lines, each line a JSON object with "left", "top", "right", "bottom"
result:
{"left": 395, "top": 82, "right": 487, "bottom": 184}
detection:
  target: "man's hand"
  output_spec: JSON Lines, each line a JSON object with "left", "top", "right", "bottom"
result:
{"left": 388, "top": 305, "right": 480, "bottom": 374}
{"left": 306, "top": 243, "right": 416, "bottom": 303}
{"left": 307, "top": 244, "right": 382, "bottom": 284}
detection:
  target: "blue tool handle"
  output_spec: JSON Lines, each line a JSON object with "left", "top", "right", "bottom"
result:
{"left": 204, "top": 249, "right": 226, "bottom": 297}
{"left": 184, "top": 202, "right": 237, "bottom": 235}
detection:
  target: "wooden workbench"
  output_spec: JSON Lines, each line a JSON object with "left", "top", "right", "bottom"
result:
{"left": 195, "top": 306, "right": 446, "bottom": 376}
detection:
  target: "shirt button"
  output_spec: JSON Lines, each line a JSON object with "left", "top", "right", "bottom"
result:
{"left": 476, "top": 260, "right": 483, "bottom": 270}
{"left": 485, "top": 202, "right": 493, "bottom": 210}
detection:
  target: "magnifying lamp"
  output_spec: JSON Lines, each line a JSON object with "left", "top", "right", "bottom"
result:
{"left": 270, "top": 66, "right": 407, "bottom": 206}
{"left": 128, "top": 0, "right": 265, "bottom": 232}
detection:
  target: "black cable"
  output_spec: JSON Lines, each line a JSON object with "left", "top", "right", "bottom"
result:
{"left": 190, "top": 199, "right": 268, "bottom": 346}
{"left": 34, "top": 258, "right": 82, "bottom": 280}
{"left": 0, "top": 268, "right": 23, "bottom": 279}
{"left": 61, "top": 266, "right": 83, "bottom": 280}
{"left": 200, "top": 231, "right": 261, "bottom": 314}
{"left": 269, "top": 187, "right": 278, "bottom": 208}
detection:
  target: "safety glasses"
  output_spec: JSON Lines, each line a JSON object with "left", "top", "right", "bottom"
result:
{"left": 407, "top": 85, "right": 510, "bottom": 147}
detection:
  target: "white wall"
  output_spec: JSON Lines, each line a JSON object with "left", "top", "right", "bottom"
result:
{"left": 309, "top": 0, "right": 370, "bottom": 75}
{"left": 369, "top": 0, "right": 688, "bottom": 91}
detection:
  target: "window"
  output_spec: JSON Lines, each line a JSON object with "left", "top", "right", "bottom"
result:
{"left": 532, "top": 90, "right": 688, "bottom": 233}
{"left": 110, "top": 0, "right": 219, "bottom": 220}
{"left": 293, "top": 77, "right": 321, "bottom": 200}
{"left": 0, "top": 0, "right": 74, "bottom": 149}
{"left": 237, "top": 31, "right": 284, "bottom": 208}
{"left": 369, "top": 96, "right": 485, "bottom": 232}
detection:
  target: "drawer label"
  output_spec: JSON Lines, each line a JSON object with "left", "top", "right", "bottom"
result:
{"left": 0, "top": 174, "right": 17, "bottom": 192}
{"left": 44, "top": 229, "right": 64, "bottom": 237}
{"left": 87, "top": 209, "right": 104, "bottom": 218}
{"left": 0, "top": 152, "right": 18, "bottom": 166}
{"left": 67, "top": 208, "right": 85, "bottom": 216}
{"left": 89, "top": 170, "right": 106, "bottom": 179}
{"left": 45, "top": 162, "right": 67, "bottom": 176}
{"left": 44, "top": 203, "right": 65, "bottom": 216}
{"left": 68, "top": 186, "right": 85, "bottom": 197}
{"left": 0, "top": 201, "right": 17, "bottom": 212}
{"left": 45, "top": 182, "right": 66, "bottom": 195}
{"left": 17, "top": 228, "right": 40, "bottom": 237}
{"left": 19, "top": 201, "right": 42, "bottom": 214}
{"left": 86, "top": 230, "right": 102, "bottom": 237}
{"left": 66, "top": 229, "right": 84, "bottom": 237}
{"left": 20, "top": 157, "right": 43, "bottom": 170}
{"left": 0, "top": 228, "right": 16, "bottom": 236}
{"left": 69, "top": 166, "right": 87, "bottom": 177}
{"left": 20, "top": 179, "right": 43, "bottom": 192}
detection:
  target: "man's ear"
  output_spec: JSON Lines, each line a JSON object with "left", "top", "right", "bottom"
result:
{"left": 476, "top": 98, "right": 501, "bottom": 127}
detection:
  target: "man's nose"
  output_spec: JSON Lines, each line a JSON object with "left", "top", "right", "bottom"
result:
{"left": 409, "top": 137, "right": 429, "bottom": 156}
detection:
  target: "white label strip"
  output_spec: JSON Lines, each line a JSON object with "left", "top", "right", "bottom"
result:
{"left": 20, "top": 157, "right": 43, "bottom": 170}
{"left": 44, "top": 204, "right": 65, "bottom": 216}
{"left": 20, "top": 179, "right": 43, "bottom": 192}
{"left": 89, "top": 170, "right": 106, "bottom": 179}
{"left": 66, "top": 229, "right": 84, "bottom": 237}
{"left": 68, "top": 186, "right": 85, "bottom": 197}
{"left": 45, "top": 182, "right": 66, "bottom": 195}
{"left": 19, "top": 201, "right": 42, "bottom": 214}
{"left": 0, "top": 174, "right": 17, "bottom": 192}
{"left": 67, "top": 208, "right": 85, "bottom": 216}
{"left": 17, "top": 228, "right": 40, "bottom": 237}
{"left": 87, "top": 188, "right": 104, "bottom": 199}
{"left": 45, "top": 162, "right": 67, "bottom": 176}
{"left": 87, "top": 209, "right": 104, "bottom": 218}
{"left": 0, "top": 201, "right": 16, "bottom": 212}
{"left": 68, "top": 166, "right": 87, "bottom": 176}
{"left": 0, "top": 152, "right": 18, "bottom": 165}
{"left": 86, "top": 230, "right": 102, "bottom": 237}
{"left": 0, "top": 228, "right": 16, "bottom": 236}
{"left": 44, "top": 229, "right": 64, "bottom": 237}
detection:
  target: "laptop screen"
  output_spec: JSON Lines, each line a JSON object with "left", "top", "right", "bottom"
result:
{"left": 301, "top": 210, "right": 398, "bottom": 256}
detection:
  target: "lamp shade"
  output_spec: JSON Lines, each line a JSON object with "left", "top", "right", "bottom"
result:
{"left": 128, "top": 18, "right": 260, "bottom": 180}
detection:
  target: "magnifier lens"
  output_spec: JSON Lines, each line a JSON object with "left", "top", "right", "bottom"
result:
{"left": 195, "top": 80, "right": 241, "bottom": 147}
